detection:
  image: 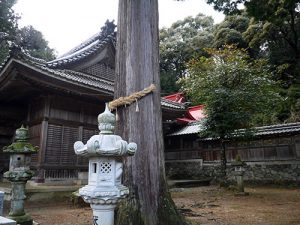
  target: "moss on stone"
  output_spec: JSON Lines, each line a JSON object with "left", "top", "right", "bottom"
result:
{"left": 9, "top": 213, "right": 33, "bottom": 225}
{"left": 3, "top": 142, "right": 38, "bottom": 153}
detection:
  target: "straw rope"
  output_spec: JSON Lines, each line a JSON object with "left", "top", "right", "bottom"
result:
{"left": 108, "top": 84, "right": 156, "bottom": 110}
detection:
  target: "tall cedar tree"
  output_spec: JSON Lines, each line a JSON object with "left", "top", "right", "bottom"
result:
{"left": 114, "top": 1, "right": 186, "bottom": 225}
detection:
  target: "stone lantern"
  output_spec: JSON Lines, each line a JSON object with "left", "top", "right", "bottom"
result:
{"left": 231, "top": 155, "right": 248, "bottom": 196}
{"left": 3, "top": 125, "right": 38, "bottom": 225}
{"left": 74, "top": 104, "right": 137, "bottom": 225}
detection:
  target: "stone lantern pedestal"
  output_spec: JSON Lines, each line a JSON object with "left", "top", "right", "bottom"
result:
{"left": 231, "top": 157, "right": 249, "bottom": 196}
{"left": 3, "top": 126, "right": 38, "bottom": 225}
{"left": 74, "top": 104, "right": 137, "bottom": 225}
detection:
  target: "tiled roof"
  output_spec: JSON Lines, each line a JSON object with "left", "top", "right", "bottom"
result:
{"left": 161, "top": 98, "right": 186, "bottom": 110}
{"left": 168, "top": 122, "right": 300, "bottom": 137}
{"left": 0, "top": 21, "right": 185, "bottom": 111}
{"left": 15, "top": 59, "right": 114, "bottom": 93}
{"left": 47, "top": 21, "right": 116, "bottom": 68}
{"left": 0, "top": 22, "right": 116, "bottom": 94}
{"left": 254, "top": 122, "right": 300, "bottom": 136}
{"left": 168, "top": 122, "right": 202, "bottom": 136}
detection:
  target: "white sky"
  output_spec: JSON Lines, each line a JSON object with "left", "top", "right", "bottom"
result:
{"left": 14, "top": 0, "right": 224, "bottom": 56}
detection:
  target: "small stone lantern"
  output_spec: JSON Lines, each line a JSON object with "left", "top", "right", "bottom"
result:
{"left": 74, "top": 104, "right": 137, "bottom": 225}
{"left": 231, "top": 155, "right": 248, "bottom": 196}
{"left": 3, "top": 125, "right": 38, "bottom": 225}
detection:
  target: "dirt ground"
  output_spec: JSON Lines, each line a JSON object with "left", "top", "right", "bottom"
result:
{"left": 172, "top": 185, "right": 300, "bottom": 225}
{"left": 3, "top": 185, "right": 300, "bottom": 225}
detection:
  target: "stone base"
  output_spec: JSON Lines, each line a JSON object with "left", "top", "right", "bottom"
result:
{"left": 91, "top": 204, "right": 116, "bottom": 225}
{"left": 0, "top": 216, "right": 16, "bottom": 225}
{"left": 8, "top": 213, "right": 33, "bottom": 225}
{"left": 234, "top": 192, "right": 249, "bottom": 196}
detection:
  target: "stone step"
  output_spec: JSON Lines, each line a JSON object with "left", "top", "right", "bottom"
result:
{"left": 0, "top": 216, "right": 16, "bottom": 225}
{"left": 168, "top": 179, "right": 211, "bottom": 188}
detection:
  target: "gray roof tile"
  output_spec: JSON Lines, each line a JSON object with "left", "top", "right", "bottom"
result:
{"left": 168, "top": 122, "right": 300, "bottom": 137}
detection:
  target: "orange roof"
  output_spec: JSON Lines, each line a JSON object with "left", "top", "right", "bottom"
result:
{"left": 163, "top": 93, "right": 185, "bottom": 103}
{"left": 186, "top": 105, "right": 205, "bottom": 121}
{"left": 177, "top": 105, "right": 205, "bottom": 124}
{"left": 163, "top": 93, "right": 205, "bottom": 124}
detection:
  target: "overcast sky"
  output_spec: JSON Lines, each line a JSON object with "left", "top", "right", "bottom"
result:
{"left": 14, "top": 0, "right": 224, "bottom": 56}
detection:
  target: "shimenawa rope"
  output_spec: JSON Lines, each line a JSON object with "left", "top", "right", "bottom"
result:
{"left": 108, "top": 84, "right": 156, "bottom": 111}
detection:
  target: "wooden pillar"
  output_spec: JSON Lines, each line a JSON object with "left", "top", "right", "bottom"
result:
{"left": 35, "top": 96, "right": 50, "bottom": 183}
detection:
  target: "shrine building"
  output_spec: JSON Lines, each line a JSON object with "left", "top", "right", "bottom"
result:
{"left": 0, "top": 21, "right": 185, "bottom": 183}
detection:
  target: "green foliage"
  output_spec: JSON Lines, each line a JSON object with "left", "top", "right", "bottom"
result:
{"left": 160, "top": 71, "right": 180, "bottom": 96}
{"left": 18, "top": 26, "right": 56, "bottom": 61}
{"left": 0, "top": 0, "right": 18, "bottom": 35}
{"left": 0, "top": 1, "right": 56, "bottom": 64}
{"left": 159, "top": 13, "right": 214, "bottom": 94}
{"left": 0, "top": 0, "right": 18, "bottom": 64}
{"left": 179, "top": 45, "right": 281, "bottom": 138}
{"left": 213, "top": 27, "right": 246, "bottom": 48}
{"left": 206, "top": 0, "right": 246, "bottom": 15}
{"left": 213, "top": 13, "right": 250, "bottom": 49}
{"left": 208, "top": 0, "right": 300, "bottom": 122}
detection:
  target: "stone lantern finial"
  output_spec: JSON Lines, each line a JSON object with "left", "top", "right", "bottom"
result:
{"left": 98, "top": 103, "right": 115, "bottom": 134}
{"left": 14, "top": 125, "right": 29, "bottom": 142}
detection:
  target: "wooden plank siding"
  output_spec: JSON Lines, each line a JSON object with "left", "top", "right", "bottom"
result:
{"left": 23, "top": 95, "right": 104, "bottom": 181}
{"left": 165, "top": 134, "right": 300, "bottom": 162}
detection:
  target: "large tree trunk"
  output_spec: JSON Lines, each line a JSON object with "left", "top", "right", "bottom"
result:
{"left": 114, "top": 1, "right": 185, "bottom": 225}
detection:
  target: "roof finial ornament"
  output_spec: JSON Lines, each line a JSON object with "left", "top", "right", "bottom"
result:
{"left": 8, "top": 41, "right": 22, "bottom": 58}
{"left": 99, "top": 20, "right": 116, "bottom": 38}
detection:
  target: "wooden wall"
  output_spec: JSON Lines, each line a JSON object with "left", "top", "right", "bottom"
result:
{"left": 27, "top": 95, "right": 104, "bottom": 181}
{"left": 165, "top": 134, "right": 300, "bottom": 162}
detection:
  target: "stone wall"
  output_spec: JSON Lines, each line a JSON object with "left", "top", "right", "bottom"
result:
{"left": 165, "top": 160, "right": 300, "bottom": 185}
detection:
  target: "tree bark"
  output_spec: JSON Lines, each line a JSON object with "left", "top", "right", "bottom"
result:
{"left": 220, "top": 139, "right": 227, "bottom": 184}
{"left": 114, "top": 1, "right": 185, "bottom": 225}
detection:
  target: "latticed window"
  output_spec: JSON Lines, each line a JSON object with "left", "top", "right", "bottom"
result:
{"left": 100, "top": 162, "right": 112, "bottom": 174}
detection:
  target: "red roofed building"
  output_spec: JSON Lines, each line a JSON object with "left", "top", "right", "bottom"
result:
{"left": 162, "top": 93, "right": 186, "bottom": 104}
{"left": 176, "top": 105, "right": 206, "bottom": 124}
{"left": 162, "top": 93, "right": 206, "bottom": 125}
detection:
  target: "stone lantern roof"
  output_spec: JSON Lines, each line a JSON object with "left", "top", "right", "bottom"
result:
{"left": 3, "top": 125, "right": 38, "bottom": 154}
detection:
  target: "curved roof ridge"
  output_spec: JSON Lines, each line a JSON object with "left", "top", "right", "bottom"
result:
{"left": 58, "top": 33, "right": 100, "bottom": 58}
{"left": 47, "top": 20, "right": 116, "bottom": 68}
{"left": 0, "top": 44, "right": 47, "bottom": 70}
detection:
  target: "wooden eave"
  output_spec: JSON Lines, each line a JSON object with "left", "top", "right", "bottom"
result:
{"left": 0, "top": 59, "right": 114, "bottom": 102}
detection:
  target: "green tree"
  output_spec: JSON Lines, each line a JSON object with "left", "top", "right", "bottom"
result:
{"left": 0, "top": 1, "right": 56, "bottom": 63}
{"left": 18, "top": 26, "right": 56, "bottom": 61}
{"left": 159, "top": 13, "right": 214, "bottom": 95}
{"left": 213, "top": 13, "right": 250, "bottom": 49}
{"left": 208, "top": 0, "right": 300, "bottom": 122}
{"left": 179, "top": 45, "right": 280, "bottom": 180}
{"left": 206, "top": 0, "right": 246, "bottom": 15}
{"left": 0, "top": 0, "right": 18, "bottom": 64}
